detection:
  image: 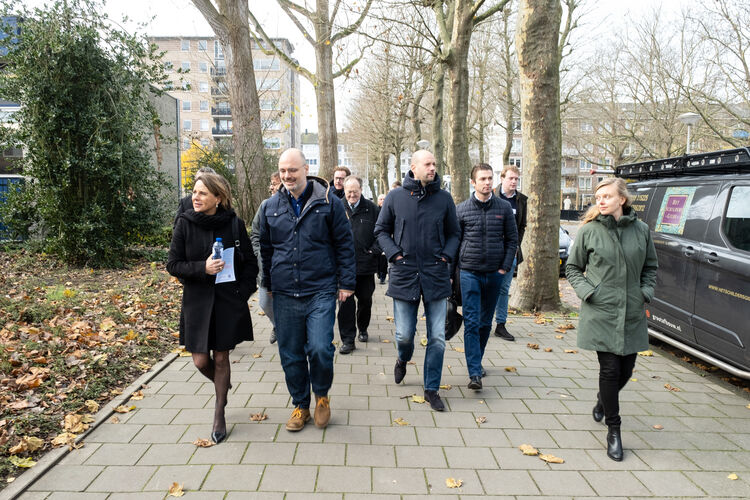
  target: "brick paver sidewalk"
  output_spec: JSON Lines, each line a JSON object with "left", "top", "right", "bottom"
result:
{"left": 9, "top": 285, "right": 750, "bottom": 499}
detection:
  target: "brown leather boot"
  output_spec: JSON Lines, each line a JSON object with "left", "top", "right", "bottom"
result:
{"left": 285, "top": 407, "right": 310, "bottom": 432}
{"left": 314, "top": 395, "right": 331, "bottom": 428}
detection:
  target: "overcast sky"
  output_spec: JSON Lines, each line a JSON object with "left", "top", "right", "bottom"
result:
{"left": 19, "top": 0, "right": 684, "bottom": 133}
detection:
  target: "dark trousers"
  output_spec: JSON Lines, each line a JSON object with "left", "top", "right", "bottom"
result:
{"left": 597, "top": 351, "right": 637, "bottom": 427}
{"left": 377, "top": 254, "right": 388, "bottom": 282}
{"left": 337, "top": 274, "right": 376, "bottom": 344}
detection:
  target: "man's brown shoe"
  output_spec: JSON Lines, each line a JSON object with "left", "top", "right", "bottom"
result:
{"left": 285, "top": 407, "right": 310, "bottom": 432}
{"left": 314, "top": 395, "right": 331, "bottom": 428}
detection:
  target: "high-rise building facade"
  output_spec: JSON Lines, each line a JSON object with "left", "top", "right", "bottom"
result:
{"left": 150, "top": 36, "right": 301, "bottom": 153}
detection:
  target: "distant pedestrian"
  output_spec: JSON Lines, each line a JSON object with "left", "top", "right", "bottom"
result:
{"left": 167, "top": 173, "right": 258, "bottom": 444}
{"left": 456, "top": 164, "right": 517, "bottom": 390}
{"left": 563, "top": 196, "right": 572, "bottom": 211}
{"left": 337, "top": 175, "right": 380, "bottom": 352}
{"left": 329, "top": 166, "right": 351, "bottom": 199}
{"left": 566, "top": 178, "right": 657, "bottom": 462}
{"left": 259, "top": 149, "right": 356, "bottom": 431}
{"left": 250, "top": 172, "right": 281, "bottom": 344}
{"left": 375, "top": 149, "right": 460, "bottom": 411}
{"left": 493, "top": 165, "right": 527, "bottom": 341}
{"left": 376, "top": 194, "right": 388, "bottom": 284}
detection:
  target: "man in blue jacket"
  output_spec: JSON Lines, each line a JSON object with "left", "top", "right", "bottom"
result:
{"left": 374, "top": 150, "right": 460, "bottom": 411}
{"left": 259, "top": 148, "right": 356, "bottom": 431}
{"left": 456, "top": 164, "right": 518, "bottom": 391}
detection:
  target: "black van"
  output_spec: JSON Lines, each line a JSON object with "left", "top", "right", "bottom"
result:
{"left": 617, "top": 148, "right": 750, "bottom": 378}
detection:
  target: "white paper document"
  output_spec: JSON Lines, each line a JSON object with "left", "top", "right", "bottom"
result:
{"left": 214, "top": 247, "right": 236, "bottom": 284}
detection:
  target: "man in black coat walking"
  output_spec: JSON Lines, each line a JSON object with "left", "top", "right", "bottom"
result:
{"left": 493, "top": 165, "right": 527, "bottom": 341}
{"left": 457, "top": 164, "right": 517, "bottom": 390}
{"left": 337, "top": 175, "right": 380, "bottom": 354}
{"left": 375, "top": 150, "right": 460, "bottom": 411}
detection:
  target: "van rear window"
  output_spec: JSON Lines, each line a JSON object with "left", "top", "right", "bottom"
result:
{"left": 723, "top": 186, "right": 750, "bottom": 251}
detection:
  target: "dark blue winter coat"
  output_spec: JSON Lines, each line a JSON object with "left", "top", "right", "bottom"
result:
{"left": 456, "top": 193, "right": 518, "bottom": 273}
{"left": 259, "top": 177, "right": 356, "bottom": 297}
{"left": 374, "top": 171, "right": 460, "bottom": 302}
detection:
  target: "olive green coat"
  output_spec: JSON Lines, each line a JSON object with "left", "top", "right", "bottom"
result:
{"left": 565, "top": 208, "right": 658, "bottom": 355}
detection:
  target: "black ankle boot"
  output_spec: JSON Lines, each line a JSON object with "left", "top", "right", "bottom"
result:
{"left": 592, "top": 393, "right": 604, "bottom": 423}
{"left": 606, "top": 425, "right": 623, "bottom": 461}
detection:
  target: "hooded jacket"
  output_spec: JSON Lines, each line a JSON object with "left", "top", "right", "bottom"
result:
{"left": 456, "top": 193, "right": 518, "bottom": 273}
{"left": 259, "top": 176, "right": 356, "bottom": 297}
{"left": 565, "top": 207, "right": 658, "bottom": 355}
{"left": 374, "top": 171, "right": 460, "bottom": 302}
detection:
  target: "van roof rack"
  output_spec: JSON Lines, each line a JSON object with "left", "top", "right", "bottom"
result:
{"left": 615, "top": 148, "right": 750, "bottom": 180}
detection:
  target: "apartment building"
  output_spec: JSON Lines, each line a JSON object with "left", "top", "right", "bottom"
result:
{"left": 150, "top": 36, "right": 301, "bottom": 153}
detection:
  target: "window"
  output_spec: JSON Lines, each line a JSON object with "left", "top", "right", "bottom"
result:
{"left": 254, "top": 58, "right": 280, "bottom": 70}
{"left": 180, "top": 80, "right": 190, "bottom": 90}
{"left": 199, "top": 82, "right": 209, "bottom": 93}
{"left": 200, "top": 100, "right": 209, "bottom": 111}
{"left": 164, "top": 81, "right": 174, "bottom": 90}
{"left": 308, "top": 158, "right": 318, "bottom": 166}
{"left": 183, "top": 120, "right": 192, "bottom": 131}
{"left": 181, "top": 39, "right": 190, "bottom": 51}
{"left": 181, "top": 61, "right": 190, "bottom": 72}
{"left": 200, "top": 138, "right": 210, "bottom": 147}
{"left": 263, "top": 119, "right": 281, "bottom": 131}
{"left": 200, "top": 119, "right": 209, "bottom": 131}
{"left": 260, "top": 99, "right": 275, "bottom": 111}
{"left": 182, "top": 100, "right": 191, "bottom": 111}
{"left": 256, "top": 78, "right": 280, "bottom": 91}
{"left": 164, "top": 61, "right": 173, "bottom": 72}
{"left": 198, "top": 40, "right": 207, "bottom": 51}
{"left": 578, "top": 176, "right": 592, "bottom": 190}
{"left": 264, "top": 137, "right": 281, "bottom": 149}
{"left": 581, "top": 122, "right": 594, "bottom": 133}
{"left": 199, "top": 62, "right": 208, "bottom": 73}
{"left": 512, "top": 138, "right": 522, "bottom": 152}
{"left": 214, "top": 41, "right": 225, "bottom": 60}
{"left": 579, "top": 159, "right": 592, "bottom": 171}
{"left": 182, "top": 137, "right": 190, "bottom": 150}
{"left": 723, "top": 186, "right": 750, "bottom": 251}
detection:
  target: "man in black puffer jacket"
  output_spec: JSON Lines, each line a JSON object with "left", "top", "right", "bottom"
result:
{"left": 456, "top": 164, "right": 518, "bottom": 391}
{"left": 375, "top": 150, "right": 460, "bottom": 412}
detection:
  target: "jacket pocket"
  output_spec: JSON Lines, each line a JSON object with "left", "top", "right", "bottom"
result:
{"left": 436, "top": 220, "right": 445, "bottom": 249}
{"left": 395, "top": 219, "right": 405, "bottom": 247}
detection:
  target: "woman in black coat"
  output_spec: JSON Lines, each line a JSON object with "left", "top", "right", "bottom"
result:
{"left": 167, "top": 173, "right": 258, "bottom": 443}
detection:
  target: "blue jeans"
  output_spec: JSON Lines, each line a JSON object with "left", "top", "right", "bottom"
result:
{"left": 494, "top": 257, "right": 517, "bottom": 324}
{"left": 460, "top": 270, "right": 503, "bottom": 377}
{"left": 273, "top": 292, "right": 336, "bottom": 408}
{"left": 393, "top": 298, "right": 446, "bottom": 391}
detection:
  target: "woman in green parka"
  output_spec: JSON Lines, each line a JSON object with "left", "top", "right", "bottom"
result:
{"left": 566, "top": 178, "right": 657, "bottom": 462}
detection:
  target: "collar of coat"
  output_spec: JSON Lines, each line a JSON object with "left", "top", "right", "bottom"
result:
{"left": 180, "top": 206, "right": 235, "bottom": 229}
{"left": 596, "top": 206, "right": 638, "bottom": 228}
{"left": 403, "top": 170, "right": 442, "bottom": 196}
{"left": 277, "top": 176, "right": 331, "bottom": 210}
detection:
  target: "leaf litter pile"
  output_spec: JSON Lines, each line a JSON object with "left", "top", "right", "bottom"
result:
{"left": 0, "top": 249, "right": 181, "bottom": 488}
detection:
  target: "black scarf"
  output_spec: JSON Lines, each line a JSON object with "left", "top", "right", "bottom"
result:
{"left": 181, "top": 207, "right": 235, "bottom": 229}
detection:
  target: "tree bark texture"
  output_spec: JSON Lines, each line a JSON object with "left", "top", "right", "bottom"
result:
{"left": 192, "top": 0, "right": 265, "bottom": 221}
{"left": 512, "top": 0, "right": 562, "bottom": 311}
{"left": 313, "top": 0, "right": 338, "bottom": 181}
{"left": 431, "top": 62, "right": 446, "bottom": 176}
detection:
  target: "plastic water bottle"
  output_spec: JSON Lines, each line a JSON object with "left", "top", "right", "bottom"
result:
{"left": 212, "top": 237, "right": 223, "bottom": 260}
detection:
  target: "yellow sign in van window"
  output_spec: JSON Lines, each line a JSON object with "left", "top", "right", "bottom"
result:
{"left": 655, "top": 186, "right": 697, "bottom": 234}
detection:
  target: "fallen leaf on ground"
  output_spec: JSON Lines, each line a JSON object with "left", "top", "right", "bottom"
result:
{"left": 130, "top": 390, "right": 144, "bottom": 400}
{"left": 252, "top": 353, "right": 262, "bottom": 358}
{"left": 250, "top": 413, "right": 268, "bottom": 422}
{"left": 257, "top": 311, "right": 266, "bottom": 316}
{"left": 476, "top": 416, "right": 487, "bottom": 424}
{"left": 114, "top": 405, "right": 136, "bottom": 413}
{"left": 385, "top": 316, "right": 394, "bottom": 322}
{"left": 393, "top": 417, "right": 409, "bottom": 426}
{"left": 9, "top": 456, "right": 36, "bottom": 468}
{"left": 638, "top": 350, "right": 654, "bottom": 356}
{"left": 420, "top": 336, "right": 427, "bottom": 346}
{"left": 64, "top": 414, "right": 89, "bottom": 433}
{"left": 381, "top": 339, "right": 391, "bottom": 343}
{"left": 564, "top": 349, "right": 578, "bottom": 354}
{"left": 453, "top": 347, "right": 464, "bottom": 353}
{"left": 555, "top": 335, "right": 564, "bottom": 339}
{"left": 747, "top": 403, "right": 750, "bottom": 409}
{"left": 556, "top": 323, "right": 575, "bottom": 330}
{"left": 478, "top": 400, "right": 485, "bottom": 404}
{"left": 539, "top": 453, "right": 565, "bottom": 464}
{"left": 445, "top": 477, "right": 463, "bottom": 488}
{"left": 664, "top": 383, "right": 681, "bottom": 392}
{"left": 51, "top": 432, "right": 77, "bottom": 447}
{"left": 504, "top": 366, "right": 517, "bottom": 372}
{"left": 407, "top": 361, "right": 416, "bottom": 365}
{"left": 519, "top": 444, "right": 539, "bottom": 456}
{"left": 411, "top": 395, "right": 425, "bottom": 403}
{"left": 631, "top": 378, "right": 638, "bottom": 382}
{"left": 544, "top": 348, "right": 552, "bottom": 352}
{"left": 653, "top": 424, "right": 664, "bottom": 430}
{"left": 527, "top": 343, "right": 539, "bottom": 350}
{"left": 84, "top": 400, "right": 99, "bottom": 412}
{"left": 168, "top": 482, "right": 185, "bottom": 497}
{"left": 193, "top": 438, "right": 214, "bottom": 447}
{"left": 728, "top": 473, "right": 738, "bottom": 480}
{"left": 439, "top": 384, "right": 452, "bottom": 390}
{"left": 109, "top": 416, "right": 120, "bottom": 424}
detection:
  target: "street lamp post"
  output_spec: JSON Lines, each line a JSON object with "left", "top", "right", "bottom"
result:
{"left": 677, "top": 112, "right": 701, "bottom": 154}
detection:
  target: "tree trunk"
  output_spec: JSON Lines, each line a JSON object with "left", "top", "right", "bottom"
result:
{"left": 192, "top": 0, "right": 264, "bottom": 221}
{"left": 511, "top": 0, "right": 562, "bottom": 311}
{"left": 447, "top": 8, "right": 472, "bottom": 203}
{"left": 314, "top": 4, "right": 338, "bottom": 182}
{"left": 431, "top": 63, "right": 446, "bottom": 176}
{"left": 379, "top": 151, "right": 389, "bottom": 190}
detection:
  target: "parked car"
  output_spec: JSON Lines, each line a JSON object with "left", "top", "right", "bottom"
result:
{"left": 559, "top": 226, "right": 572, "bottom": 276}
{"left": 617, "top": 148, "right": 750, "bottom": 378}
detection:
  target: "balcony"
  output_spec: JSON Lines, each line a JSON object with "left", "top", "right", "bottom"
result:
{"left": 561, "top": 186, "right": 577, "bottom": 194}
{"left": 211, "top": 87, "right": 228, "bottom": 96}
{"left": 561, "top": 167, "right": 578, "bottom": 175}
{"left": 211, "top": 106, "right": 232, "bottom": 117}
{"left": 212, "top": 127, "right": 233, "bottom": 137}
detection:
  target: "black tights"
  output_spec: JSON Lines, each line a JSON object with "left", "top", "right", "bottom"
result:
{"left": 192, "top": 351, "right": 231, "bottom": 433}
{"left": 597, "top": 351, "right": 637, "bottom": 427}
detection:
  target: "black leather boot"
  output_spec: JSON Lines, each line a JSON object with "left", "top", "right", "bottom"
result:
{"left": 606, "top": 425, "right": 623, "bottom": 461}
{"left": 592, "top": 393, "right": 604, "bottom": 423}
